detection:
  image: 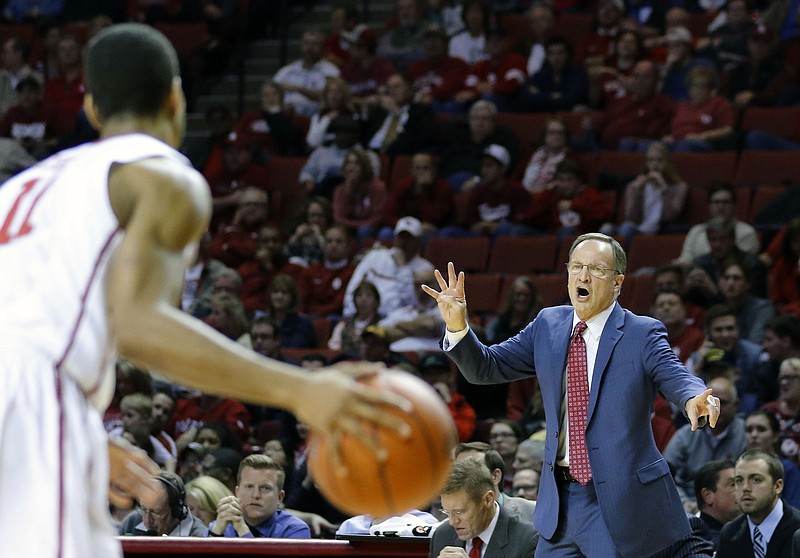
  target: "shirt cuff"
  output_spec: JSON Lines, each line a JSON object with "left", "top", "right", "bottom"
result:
{"left": 443, "top": 326, "right": 470, "bottom": 350}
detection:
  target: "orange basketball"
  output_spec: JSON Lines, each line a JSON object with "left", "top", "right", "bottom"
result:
{"left": 307, "top": 368, "right": 458, "bottom": 517}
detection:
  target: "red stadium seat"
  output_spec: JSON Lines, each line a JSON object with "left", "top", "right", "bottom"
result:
{"left": 262, "top": 157, "right": 306, "bottom": 221}
{"left": 740, "top": 107, "right": 800, "bottom": 139}
{"left": 487, "top": 235, "right": 559, "bottom": 274}
{"left": 748, "top": 185, "right": 786, "bottom": 222}
{"left": 155, "top": 23, "right": 210, "bottom": 56}
{"left": 311, "top": 317, "right": 333, "bottom": 348}
{"left": 495, "top": 112, "right": 550, "bottom": 151}
{"left": 466, "top": 273, "right": 503, "bottom": 314}
{"left": 735, "top": 151, "right": 800, "bottom": 187}
{"left": 424, "top": 236, "right": 490, "bottom": 272}
{"left": 595, "top": 152, "right": 644, "bottom": 181}
{"left": 387, "top": 155, "right": 413, "bottom": 190}
{"left": 626, "top": 233, "right": 686, "bottom": 272}
{"left": 672, "top": 152, "right": 737, "bottom": 186}
{"left": 529, "top": 273, "right": 568, "bottom": 306}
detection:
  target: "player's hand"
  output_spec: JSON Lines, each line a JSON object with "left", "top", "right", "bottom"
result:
{"left": 421, "top": 262, "right": 468, "bottom": 332}
{"left": 294, "top": 367, "right": 412, "bottom": 475}
{"left": 686, "top": 388, "right": 720, "bottom": 431}
{"left": 107, "top": 436, "right": 161, "bottom": 508}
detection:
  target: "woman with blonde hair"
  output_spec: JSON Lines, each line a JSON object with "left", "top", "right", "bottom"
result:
{"left": 185, "top": 476, "right": 233, "bottom": 526}
{"left": 306, "top": 76, "right": 359, "bottom": 149}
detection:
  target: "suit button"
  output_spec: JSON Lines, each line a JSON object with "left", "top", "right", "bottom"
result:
{"left": 554, "top": 430, "right": 559, "bottom": 438}
{"left": 549, "top": 465, "right": 554, "bottom": 472}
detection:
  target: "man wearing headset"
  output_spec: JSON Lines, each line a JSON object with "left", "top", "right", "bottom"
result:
{"left": 119, "top": 472, "right": 207, "bottom": 536}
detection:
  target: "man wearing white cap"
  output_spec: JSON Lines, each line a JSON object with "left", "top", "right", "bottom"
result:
{"left": 441, "top": 144, "right": 533, "bottom": 238}
{"left": 661, "top": 25, "right": 714, "bottom": 101}
{"left": 342, "top": 216, "right": 433, "bottom": 317}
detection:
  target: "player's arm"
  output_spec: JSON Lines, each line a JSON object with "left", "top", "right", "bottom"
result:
{"left": 106, "top": 159, "right": 409, "bottom": 465}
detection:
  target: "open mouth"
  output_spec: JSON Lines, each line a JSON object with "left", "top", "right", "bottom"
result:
{"left": 576, "top": 287, "right": 590, "bottom": 300}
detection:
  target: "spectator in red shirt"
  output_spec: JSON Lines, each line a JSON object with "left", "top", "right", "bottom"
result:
{"left": 169, "top": 394, "right": 252, "bottom": 446}
{"left": 231, "top": 80, "right": 305, "bottom": 159}
{"left": 323, "top": 4, "right": 360, "bottom": 67}
{"left": 209, "top": 187, "right": 272, "bottom": 270}
{"left": 651, "top": 289, "right": 706, "bottom": 364}
{"left": 0, "top": 75, "right": 58, "bottom": 159}
{"left": 381, "top": 151, "right": 454, "bottom": 239}
{"left": 203, "top": 132, "right": 272, "bottom": 232}
{"left": 299, "top": 225, "right": 355, "bottom": 317}
{"left": 407, "top": 23, "right": 469, "bottom": 113}
{"left": 340, "top": 25, "right": 396, "bottom": 102}
{"left": 526, "top": 158, "right": 613, "bottom": 242}
{"left": 237, "top": 225, "right": 304, "bottom": 314}
{"left": 667, "top": 66, "right": 736, "bottom": 152}
{"left": 419, "top": 352, "right": 476, "bottom": 442}
{"left": 575, "top": 0, "right": 624, "bottom": 67}
{"left": 43, "top": 32, "right": 84, "bottom": 140}
{"left": 769, "top": 217, "right": 800, "bottom": 317}
{"left": 331, "top": 148, "right": 388, "bottom": 240}
{"left": 594, "top": 59, "right": 675, "bottom": 151}
{"left": 455, "top": 26, "right": 527, "bottom": 112}
{"left": 442, "top": 144, "right": 532, "bottom": 237}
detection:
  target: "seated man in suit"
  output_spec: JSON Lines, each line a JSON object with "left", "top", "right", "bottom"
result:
{"left": 717, "top": 449, "right": 800, "bottom": 557}
{"left": 454, "top": 441, "right": 536, "bottom": 523}
{"left": 694, "top": 460, "right": 740, "bottom": 549}
{"left": 429, "top": 458, "right": 538, "bottom": 558}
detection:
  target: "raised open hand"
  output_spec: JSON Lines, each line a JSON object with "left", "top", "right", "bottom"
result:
{"left": 421, "top": 262, "right": 468, "bottom": 332}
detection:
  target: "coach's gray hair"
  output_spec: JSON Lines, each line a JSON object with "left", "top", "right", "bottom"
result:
{"left": 569, "top": 233, "right": 627, "bottom": 275}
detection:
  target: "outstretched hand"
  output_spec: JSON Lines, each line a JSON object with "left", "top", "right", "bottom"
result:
{"left": 421, "top": 262, "right": 468, "bottom": 332}
{"left": 685, "top": 388, "right": 721, "bottom": 431}
{"left": 108, "top": 436, "right": 160, "bottom": 508}
{"left": 294, "top": 365, "right": 412, "bottom": 476}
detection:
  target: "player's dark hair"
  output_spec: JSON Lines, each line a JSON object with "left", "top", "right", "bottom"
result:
{"left": 84, "top": 23, "right": 179, "bottom": 120}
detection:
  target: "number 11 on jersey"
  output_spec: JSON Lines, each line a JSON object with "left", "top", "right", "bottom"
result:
{"left": 0, "top": 178, "right": 44, "bottom": 244}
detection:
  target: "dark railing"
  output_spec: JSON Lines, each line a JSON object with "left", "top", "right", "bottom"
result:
{"left": 121, "top": 536, "right": 430, "bottom": 558}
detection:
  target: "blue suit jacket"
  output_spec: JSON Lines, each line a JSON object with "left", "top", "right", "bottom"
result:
{"left": 448, "top": 302, "right": 707, "bottom": 557}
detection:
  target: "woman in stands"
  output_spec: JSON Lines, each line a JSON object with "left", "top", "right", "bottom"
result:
{"left": 485, "top": 276, "right": 543, "bottom": 344}
{"left": 611, "top": 140, "right": 687, "bottom": 247}
{"left": 305, "top": 76, "right": 358, "bottom": 149}
{"left": 521, "top": 116, "right": 570, "bottom": 193}
{"left": 285, "top": 196, "right": 332, "bottom": 267}
{"left": 328, "top": 280, "right": 381, "bottom": 355}
{"left": 331, "top": 148, "right": 388, "bottom": 241}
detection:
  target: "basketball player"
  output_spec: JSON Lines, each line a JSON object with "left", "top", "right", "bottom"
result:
{"left": 0, "top": 24, "right": 409, "bottom": 558}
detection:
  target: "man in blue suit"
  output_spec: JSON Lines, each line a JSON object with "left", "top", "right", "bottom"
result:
{"left": 422, "top": 233, "right": 721, "bottom": 557}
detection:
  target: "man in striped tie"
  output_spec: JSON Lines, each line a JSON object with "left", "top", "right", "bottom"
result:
{"left": 717, "top": 449, "right": 800, "bottom": 557}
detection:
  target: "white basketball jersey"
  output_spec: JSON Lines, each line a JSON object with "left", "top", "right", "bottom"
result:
{"left": 0, "top": 133, "right": 190, "bottom": 410}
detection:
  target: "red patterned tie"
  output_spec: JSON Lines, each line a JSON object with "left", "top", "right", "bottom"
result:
{"left": 567, "top": 321, "right": 591, "bottom": 485}
{"left": 469, "top": 537, "right": 483, "bottom": 558}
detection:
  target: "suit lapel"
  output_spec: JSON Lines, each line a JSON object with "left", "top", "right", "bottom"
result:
{"left": 587, "top": 303, "right": 624, "bottom": 424}
{"left": 486, "top": 508, "right": 509, "bottom": 557}
{"left": 766, "top": 507, "right": 794, "bottom": 557}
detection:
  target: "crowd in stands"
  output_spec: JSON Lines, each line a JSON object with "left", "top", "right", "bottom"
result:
{"left": 4, "top": 0, "right": 800, "bottom": 551}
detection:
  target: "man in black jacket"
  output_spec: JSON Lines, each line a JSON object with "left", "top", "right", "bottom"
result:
{"left": 717, "top": 449, "right": 800, "bottom": 558}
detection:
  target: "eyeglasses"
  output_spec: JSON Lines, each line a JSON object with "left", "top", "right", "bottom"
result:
{"left": 779, "top": 375, "right": 800, "bottom": 383}
{"left": 440, "top": 508, "right": 467, "bottom": 518}
{"left": 137, "top": 505, "right": 168, "bottom": 520}
{"left": 514, "top": 485, "right": 539, "bottom": 491}
{"left": 566, "top": 261, "right": 620, "bottom": 279}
